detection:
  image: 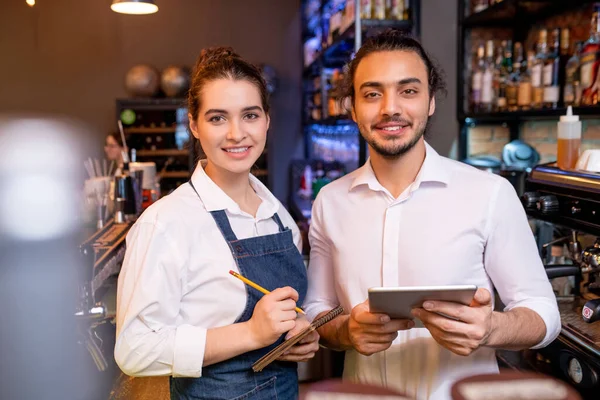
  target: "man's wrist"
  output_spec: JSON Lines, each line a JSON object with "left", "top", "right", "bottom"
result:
{"left": 483, "top": 311, "right": 505, "bottom": 348}
{"left": 337, "top": 315, "right": 353, "bottom": 350}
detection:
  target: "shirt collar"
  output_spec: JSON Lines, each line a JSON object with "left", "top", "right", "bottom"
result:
{"left": 349, "top": 141, "right": 450, "bottom": 193}
{"left": 189, "top": 160, "right": 279, "bottom": 218}
{"left": 416, "top": 141, "right": 450, "bottom": 186}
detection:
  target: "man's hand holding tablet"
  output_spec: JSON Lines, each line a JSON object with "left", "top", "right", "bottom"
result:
{"left": 343, "top": 299, "right": 415, "bottom": 356}
{"left": 368, "top": 284, "right": 492, "bottom": 356}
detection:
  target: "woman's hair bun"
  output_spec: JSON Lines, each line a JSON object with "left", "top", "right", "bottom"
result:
{"left": 197, "top": 46, "right": 241, "bottom": 66}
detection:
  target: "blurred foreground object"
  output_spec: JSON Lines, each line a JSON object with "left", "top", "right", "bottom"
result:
{"left": 301, "top": 379, "right": 412, "bottom": 399}
{"left": 0, "top": 115, "right": 110, "bottom": 399}
{"left": 451, "top": 370, "right": 581, "bottom": 400}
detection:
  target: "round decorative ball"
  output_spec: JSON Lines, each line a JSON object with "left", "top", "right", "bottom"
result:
{"left": 160, "top": 66, "right": 191, "bottom": 98}
{"left": 124, "top": 65, "right": 160, "bottom": 97}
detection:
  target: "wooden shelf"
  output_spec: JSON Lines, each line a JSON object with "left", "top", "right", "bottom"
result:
{"left": 462, "top": 0, "right": 596, "bottom": 28}
{"left": 136, "top": 149, "right": 189, "bottom": 157}
{"left": 160, "top": 171, "right": 190, "bottom": 179}
{"left": 461, "top": 106, "right": 600, "bottom": 123}
{"left": 124, "top": 127, "right": 177, "bottom": 134}
{"left": 116, "top": 98, "right": 186, "bottom": 110}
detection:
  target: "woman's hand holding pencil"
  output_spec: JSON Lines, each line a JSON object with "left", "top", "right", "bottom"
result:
{"left": 229, "top": 270, "right": 305, "bottom": 314}
{"left": 229, "top": 270, "right": 314, "bottom": 351}
{"left": 246, "top": 286, "right": 300, "bottom": 348}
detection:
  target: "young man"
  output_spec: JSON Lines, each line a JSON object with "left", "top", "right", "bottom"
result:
{"left": 303, "top": 31, "right": 560, "bottom": 400}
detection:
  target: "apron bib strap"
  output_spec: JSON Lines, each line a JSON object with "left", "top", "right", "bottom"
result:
{"left": 188, "top": 181, "right": 238, "bottom": 242}
{"left": 271, "top": 212, "right": 286, "bottom": 232}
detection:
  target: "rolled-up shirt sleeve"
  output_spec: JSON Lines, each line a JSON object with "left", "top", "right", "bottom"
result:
{"left": 114, "top": 220, "right": 206, "bottom": 377}
{"left": 484, "top": 178, "right": 561, "bottom": 349}
{"left": 303, "top": 194, "right": 340, "bottom": 322}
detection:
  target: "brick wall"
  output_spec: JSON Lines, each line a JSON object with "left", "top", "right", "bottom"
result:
{"left": 467, "top": 120, "right": 600, "bottom": 163}
{"left": 468, "top": 125, "right": 509, "bottom": 159}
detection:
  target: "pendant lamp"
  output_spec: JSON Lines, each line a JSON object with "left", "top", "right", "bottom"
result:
{"left": 111, "top": 0, "right": 158, "bottom": 15}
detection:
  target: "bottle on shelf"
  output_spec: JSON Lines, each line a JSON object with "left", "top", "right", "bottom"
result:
{"left": 386, "top": 0, "right": 404, "bottom": 20}
{"left": 403, "top": 0, "right": 410, "bottom": 20}
{"left": 560, "top": 28, "right": 570, "bottom": 62}
{"left": 564, "top": 41, "right": 583, "bottom": 107}
{"left": 493, "top": 41, "right": 507, "bottom": 112}
{"left": 372, "top": 0, "right": 386, "bottom": 19}
{"left": 481, "top": 40, "right": 495, "bottom": 113}
{"left": 327, "top": 70, "right": 340, "bottom": 118}
{"left": 518, "top": 50, "right": 534, "bottom": 111}
{"left": 543, "top": 28, "right": 560, "bottom": 109}
{"left": 507, "top": 42, "right": 522, "bottom": 112}
{"left": 498, "top": 40, "right": 513, "bottom": 112}
{"left": 531, "top": 29, "right": 547, "bottom": 110}
{"left": 360, "top": 0, "right": 372, "bottom": 19}
{"left": 470, "top": 43, "right": 485, "bottom": 113}
{"left": 581, "top": 3, "right": 600, "bottom": 106}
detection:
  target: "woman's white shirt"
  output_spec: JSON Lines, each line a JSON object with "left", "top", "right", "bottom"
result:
{"left": 114, "top": 163, "right": 302, "bottom": 378}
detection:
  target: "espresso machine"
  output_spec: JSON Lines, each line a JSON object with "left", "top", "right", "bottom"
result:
{"left": 513, "top": 163, "right": 600, "bottom": 399}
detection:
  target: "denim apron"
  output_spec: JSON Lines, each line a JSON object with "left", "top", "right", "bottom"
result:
{"left": 170, "top": 181, "right": 308, "bottom": 400}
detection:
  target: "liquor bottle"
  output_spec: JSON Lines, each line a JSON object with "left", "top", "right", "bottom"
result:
{"left": 403, "top": 0, "right": 411, "bottom": 20}
{"left": 564, "top": 42, "right": 583, "bottom": 107}
{"left": 507, "top": 42, "right": 522, "bottom": 112}
{"left": 481, "top": 40, "right": 495, "bottom": 112}
{"left": 327, "top": 69, "right": 339, "bottom": 118}
{"left": 559, "top": 28, "right": 571, "bottom": 107}
{"left": 581, "top": 3, "right": 600, "bottom": 106}
{"left": 372, "top": 0, "right": 386, "bottom": 19}
{"left": 471, "top": 43, "right": 485, "bottom": 112}
{"left": 493, "top": 42, "right": 506, "bottom": 111}
{"left": 386, "top": 0, "right": 404, "bottom": 20}
{"left": 531, "top": 29, "right": 547, "bottom": 109}
{"left": 497, "top": 40, "right": 513, "bottom": 112}
{"left": 360, "top": 0, "right": 372, "bottom": 19}
{"left": 543, "top": 29, "right": 560, "bottom": 109}
{"left": 518, "top": 51, "right": 534, "bottom": 110}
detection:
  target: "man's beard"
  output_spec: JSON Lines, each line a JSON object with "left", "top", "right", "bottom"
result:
{"left": 360, "top": 115, "right": 429, "bottom": 160}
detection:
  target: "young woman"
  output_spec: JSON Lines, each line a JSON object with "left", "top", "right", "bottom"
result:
{"left": 104, "top": 132, "right": 126, "bottom": 174}
{"left": 114, "top": 47, "right": 318, "bottom": 400}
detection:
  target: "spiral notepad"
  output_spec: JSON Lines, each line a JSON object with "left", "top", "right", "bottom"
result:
{"left": 252, "top": 306, "right": 344, "bottom": 372}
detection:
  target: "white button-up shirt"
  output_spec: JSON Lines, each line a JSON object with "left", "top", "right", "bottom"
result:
{"left": 303, "top": 142, "right": 560, "bottom": 400}
{"left": 114, "top": 163, "right": 301, "bottom": 378}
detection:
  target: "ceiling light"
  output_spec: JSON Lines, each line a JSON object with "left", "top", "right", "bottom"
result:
{"left": 111, "top": 0, "right": 158, "bottom": 15}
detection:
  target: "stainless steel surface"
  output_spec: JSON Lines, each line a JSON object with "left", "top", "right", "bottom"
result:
{"left": 581, "top": 241, "right": 600, "bottom": 273}
{"left": 529, "top": 165, "right": 600, "bottom": 193}
{"left": 571, "top": 231, "right": 583, "bottom": 264}
{"left": 521, "top": 164, "right": 600, "bottom": 398}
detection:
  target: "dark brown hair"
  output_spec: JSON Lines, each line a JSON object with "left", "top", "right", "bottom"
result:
{"left": 106, "top": 132, "right": 123, "bottom": 147}
{"left": 342, "top": 29, "right": 447, "bottom": 103}
{"left": 187, "top": 46, "right": 270, "bottom": 121}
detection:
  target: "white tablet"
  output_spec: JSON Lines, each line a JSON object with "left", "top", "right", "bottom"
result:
{"left": 368, "top": 285, "right": 478, "bottom": 327}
